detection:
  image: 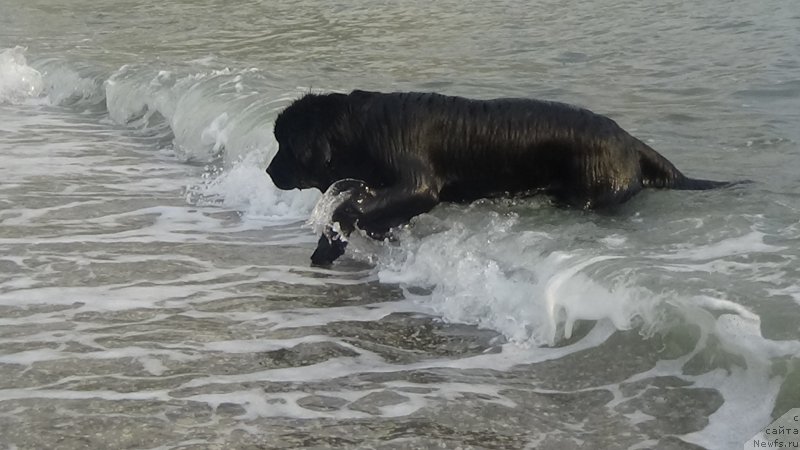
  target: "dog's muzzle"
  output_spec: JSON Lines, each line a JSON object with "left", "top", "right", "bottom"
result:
{"left": 266, "top": 163, "right": 294, "bottom": 190}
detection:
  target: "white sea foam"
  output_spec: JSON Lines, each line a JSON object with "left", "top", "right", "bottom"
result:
{"left": 367, "top": 211, "right": 662, "bottom": 345}
{"left": 192, "top": 152, "right": 319, "bottom": 221}
{"left": 102, "top": 64, "right": 321, "bottom": 226}
{"left": 0, "top": 47, "right": 43, "bottom": 103}
{"left": 672, "top": 297, "right": 794, "bottom": 450}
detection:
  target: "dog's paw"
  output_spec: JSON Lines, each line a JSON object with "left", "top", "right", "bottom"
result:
{"left": 310, "top": 233, "right": 348, "bottom": 266}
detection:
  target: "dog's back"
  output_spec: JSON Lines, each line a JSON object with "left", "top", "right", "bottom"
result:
{"left": 354, "top": 91, "right": 730, "bottom": 206}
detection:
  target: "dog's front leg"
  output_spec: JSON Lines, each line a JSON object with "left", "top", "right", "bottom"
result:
{"left": 310, "top": 232, "right": 349, "bottom": 266}
{"left": 310, "top": 184, "right": 439, "bottom": 265}
{"left": 310, "top": 182, "right": 373, "bottom": 267}
{"left": 348, "top": 185, "right": 440, "bottom": 238}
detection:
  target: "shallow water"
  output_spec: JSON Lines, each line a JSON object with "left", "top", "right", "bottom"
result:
{"left": 1, "top": 0, "right": 799, "bottom": 449}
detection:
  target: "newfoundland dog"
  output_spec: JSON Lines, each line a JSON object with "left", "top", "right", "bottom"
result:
{"left": 266, "top": 90, "right": 732, "bottom": 265}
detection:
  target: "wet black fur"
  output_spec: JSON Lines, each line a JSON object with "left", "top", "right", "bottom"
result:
{"left": 266, "top": 90, "right": 731, "bottom": 265}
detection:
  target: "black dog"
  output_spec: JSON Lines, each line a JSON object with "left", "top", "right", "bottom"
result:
{"left": 266, "top": 90, "right": 732, "bottom": 265}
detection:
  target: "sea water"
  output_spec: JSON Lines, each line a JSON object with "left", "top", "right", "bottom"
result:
{"left": 1, "top": 0, "right": 799, "bottom": 448}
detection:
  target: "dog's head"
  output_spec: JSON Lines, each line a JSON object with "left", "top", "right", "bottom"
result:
{"left": 267, "top": 93, "right": 349, "bottom": 191}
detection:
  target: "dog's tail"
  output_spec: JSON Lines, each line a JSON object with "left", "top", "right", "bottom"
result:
{"left": 635, "top": 138, "right": 738, "bottom": 190}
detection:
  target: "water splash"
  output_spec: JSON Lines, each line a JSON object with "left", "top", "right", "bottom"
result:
{"left": 0, "top": 47, "right": 43, "bottom": 103}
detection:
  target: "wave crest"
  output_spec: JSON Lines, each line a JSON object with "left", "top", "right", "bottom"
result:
{"left": 0, "top": 47, "right": 44, "bottom": 104}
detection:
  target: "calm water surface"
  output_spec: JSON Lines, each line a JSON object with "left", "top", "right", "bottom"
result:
{"left": 1, "top": 0, "right": 799, "bottom": 449}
